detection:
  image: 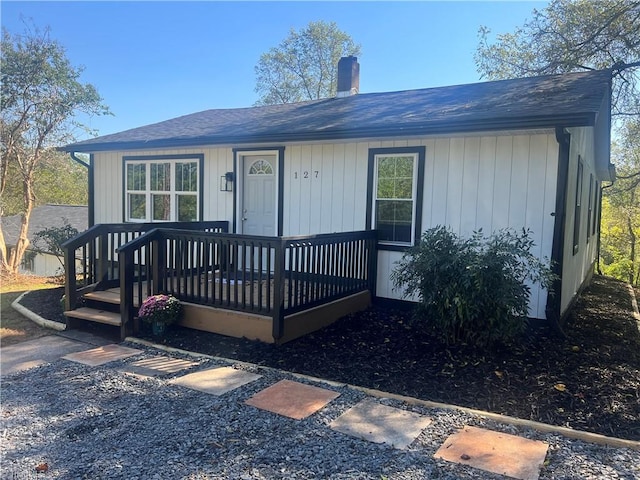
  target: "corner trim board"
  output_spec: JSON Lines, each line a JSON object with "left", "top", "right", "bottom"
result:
{"left": 546, "top": 127, "right": 570, "bottom": 325}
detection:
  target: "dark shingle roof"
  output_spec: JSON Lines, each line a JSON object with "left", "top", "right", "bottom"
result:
{"left": 62, "top": 70, "right": 611, "bottom": 153}
{"left": 1, "top": 204, "right": 88, "bottom": 252}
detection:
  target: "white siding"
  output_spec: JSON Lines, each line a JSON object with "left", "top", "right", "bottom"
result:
{"left": 92, "top": 130, "right": 560, "bottom": 319}
{"left": 561, "top": 127, "right": 599, "bottom": 315}
{"left": 20, "top": 251, "right": 83, "bottom": 277}
{"left": 93, "top": 147, "right": 235, "bottom": 225}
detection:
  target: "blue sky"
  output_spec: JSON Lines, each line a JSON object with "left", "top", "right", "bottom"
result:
{"left": 2, "top": 1, "right": 546, "bottom": 139}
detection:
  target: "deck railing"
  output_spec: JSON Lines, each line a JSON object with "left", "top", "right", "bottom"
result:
{"left": 117, "top": 229, "right": 378, "bottom": 341}
{"left": 62, "top": 221, "right": 229, "bottom": 313}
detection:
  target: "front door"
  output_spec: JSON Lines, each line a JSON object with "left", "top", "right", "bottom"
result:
{"left": 241, "top": 155, "right": 277, "bottom": 236}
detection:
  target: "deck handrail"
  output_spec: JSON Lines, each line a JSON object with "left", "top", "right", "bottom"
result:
{"left": 62, "top": 221, "right": 229, "bottom": 314}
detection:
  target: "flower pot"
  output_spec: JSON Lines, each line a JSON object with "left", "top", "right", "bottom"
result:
{"left": 151, "top": 320, "right": 167, "bottom": 336}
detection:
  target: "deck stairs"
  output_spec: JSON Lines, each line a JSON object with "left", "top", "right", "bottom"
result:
{"left": 63, "top": 288, "right": 129, "bottom": 331}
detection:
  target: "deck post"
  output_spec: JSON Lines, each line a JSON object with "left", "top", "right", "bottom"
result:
{"left": 63, "top": 247, "right": 79, "bottom": 329}
{"left": 272, "top": 239, "right": 286, "bottom": 343}
{"left": 367, "top": 234, "right": 378, "bottom": 297}
{"left": 119, "top": 248, "right": 135, "bottom": 339}
{"left": 96, "top": 230, "right": 109, "bottom": 284}
{"left": 152, "top": 234, "right": 165, "bottom": 294}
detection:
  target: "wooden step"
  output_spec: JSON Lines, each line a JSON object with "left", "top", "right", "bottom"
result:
{"left": 64, "top": 307, "right": 122, "bottom": 327}
{"left": 83, "top": 289, "right": 121, "bottom": 305}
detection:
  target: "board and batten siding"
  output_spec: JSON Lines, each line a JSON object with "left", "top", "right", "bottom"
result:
{"left": 92, "top": 147, "right": 235, "bottom": 224}
{"left": 92, "top": 130, "right": 559, "bottom": 320}
{"left": 560, "top": 127, "right": 599, "bottom": 316}
{"left": 280, "top": 133, "right": 559, "bottom": 320}
{"left": 382, "top": 133, "right": 558, "bottom": 320}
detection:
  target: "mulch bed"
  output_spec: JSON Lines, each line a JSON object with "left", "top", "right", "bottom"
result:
{"left": 19, "top": 275, "right": 640, "bottom": 441}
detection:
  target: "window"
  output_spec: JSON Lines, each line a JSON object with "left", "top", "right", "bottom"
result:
{"left": 587, "top": 174, "right": 593, "bottom": 243}
{"left": 124, "top": 155, "right": 202, "bottom": 222}
{"left": 248, "top": 159, "right": 274, "bottom": 175}
{"left": 572, "top": 157, "right": 583, "bottom": 255}
{"left": 367, "top": 147, "right": 425, "bottom": 248}
{"left": 592, "top": 180, "right": 599, "bottom": 236}
{"left": 21, "top": 250, "right": 36, "bottom": 272}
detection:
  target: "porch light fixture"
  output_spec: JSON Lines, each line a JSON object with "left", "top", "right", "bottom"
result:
{"left": 220, "top": 172, "right": 234, "bottom": 192}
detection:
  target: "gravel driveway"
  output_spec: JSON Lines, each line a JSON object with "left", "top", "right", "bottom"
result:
{"left": 1, "top": 340, "right": 639, "bottom": 480}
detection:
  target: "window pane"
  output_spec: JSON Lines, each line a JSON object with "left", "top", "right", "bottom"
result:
{"left": 127, "top": 164, "right": 145, "bottom": 191}
{"left": 150, "top": 163, "right": 170, "bottom": 191}
{"left": 248, "top": 159, "right": 274, "bottom": 175}
{"left": 377, "top": 157, "right": 395, "bottom": 178}
{"left": 176, "top": 162, "right": 198, "bottom": 192}
{"left": 377, "top": 178, "right": 395, "bottom": 199}
{"left": 395, "top": 157, "right": 414, "bottom": 177}
{"left": 376, "top": 200, "right": 412, "bottom": 243}
{"left": 152, "top": 194, "right": 170, "bottom": 221}
{"left": 128, "top": 194, "right": 146, "bottom": 220}
{"left": 376, "top": 156, "right": 414, "bottom": 200}
{"left": 177, "top": 195, "right": 197, "bottom": 221}
{"left": 395, "top": 178, "right": 413, "bottom": 199}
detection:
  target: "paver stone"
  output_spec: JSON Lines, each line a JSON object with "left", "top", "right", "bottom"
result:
{"left": 169, "top": 366, "right": 262, "bottom": 395}
{"left": 434, "top": 425, "right": 549, "bottom": 480}
{"left": 245, "top": 379, "right": 340, "bottom": 419}
{"left": 330, "top": 398, "right": 432, "bottom": 449}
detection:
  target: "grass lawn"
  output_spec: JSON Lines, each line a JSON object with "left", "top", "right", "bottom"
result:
{"left": 0, "top": 274, "right": 61, "bottom": 347}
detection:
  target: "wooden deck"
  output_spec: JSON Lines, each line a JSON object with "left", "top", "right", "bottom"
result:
{"left": 81, "top": 279, "right": 370, "bottom": 344}
{"left": 64, "top": 225, "right": 376, "bottom": 342}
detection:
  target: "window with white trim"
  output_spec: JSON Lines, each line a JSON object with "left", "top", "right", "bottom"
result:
{"left": 370, "top": 150, "right": 422, "bottom": 246}
{"left": 125, "top": 158, "right": 199, "bottom": 222}
{"left": 572, "top": 157, "right": 583, "bottom": 255}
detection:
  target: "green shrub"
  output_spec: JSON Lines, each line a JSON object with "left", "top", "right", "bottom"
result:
{"left": 32, "top": 220, "right": 79, "bottom": 277}
{"left": 391, "top": 226, "right": 554, "bottom": 347}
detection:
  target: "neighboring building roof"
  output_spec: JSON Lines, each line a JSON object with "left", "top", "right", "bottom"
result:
{"left": 62, "top": 69, "right": 612, "bottom": 153}
{"left": 1, "top": 204, "right": 88, "bottom": 252}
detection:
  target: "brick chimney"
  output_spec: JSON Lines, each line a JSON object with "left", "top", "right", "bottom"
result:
{"left": 336, "top": 56, "right": 360, "bottom": 97}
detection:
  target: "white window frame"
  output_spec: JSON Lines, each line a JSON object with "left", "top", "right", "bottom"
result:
{"left": 372, "top": 152, "right": 420, "bottom": 247}
{"left": 124, "top": 157, "right": 200, "bottom": 223}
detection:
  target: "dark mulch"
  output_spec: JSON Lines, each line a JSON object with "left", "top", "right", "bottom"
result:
{"left": 20, "top": 276, "right": 640, "bottom": 441}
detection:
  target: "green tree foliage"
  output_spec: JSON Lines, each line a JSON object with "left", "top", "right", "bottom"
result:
{"left": 601, "top": 119, "right": 640, "bottom": 285}
{"left": 0, "top": 24, "right": 108, "bottom": 274}
{"left": 474, "top": 0, "right": 640, "bottom": 286}
{"left": 32, "top": 219, "right": 79, "bottom": 276}
{"left": 391, "top": 227, "right": 554, "bottom": 348}
{"left": 254, "top": 21, "right": 361, "bottom": 105}
{"left": 475, "top": 0, "right": 640, "bottom": 120}
{"left": 1, "top": 150, "right": 88, "bottom": 216}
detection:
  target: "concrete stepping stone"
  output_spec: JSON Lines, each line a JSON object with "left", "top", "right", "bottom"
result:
{"left": 62, "top": 344, "right": 142, "bottom": 367}
{"left": 329, "top": 398, "right": 433, "bottom": 449}
{"left": 120, "top": 356, "right": 199, "bottom": 378}
{"left": 169, "top": 366, "right": 261, "bottom": 395}
{"left": 1, "top": 336, "right": 91, "bottom": 376}
{"left": 244, "top": 379, "right": 340, "bottom": 420}
{"left": 434, "top": 426, "right": 549, "bottom": 480}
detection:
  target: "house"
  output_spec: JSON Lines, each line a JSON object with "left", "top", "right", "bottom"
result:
{"left": 1, "top": 204, "right": 88, "bottom": 277}
{"left": 60, "top": 57, "right": 613, "bottom": 343}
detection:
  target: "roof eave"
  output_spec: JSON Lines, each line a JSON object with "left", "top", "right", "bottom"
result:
{"left": 60, "top": 112, "right": 597, "bottom": 153}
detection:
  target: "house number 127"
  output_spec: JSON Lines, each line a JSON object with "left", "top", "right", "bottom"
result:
{"left": 293, "top": 171, "right": 319, "bottom": 179}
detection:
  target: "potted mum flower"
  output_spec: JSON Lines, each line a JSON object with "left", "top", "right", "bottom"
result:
{"left": 138, "top": 294, "right": 183, "bottom": 336}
